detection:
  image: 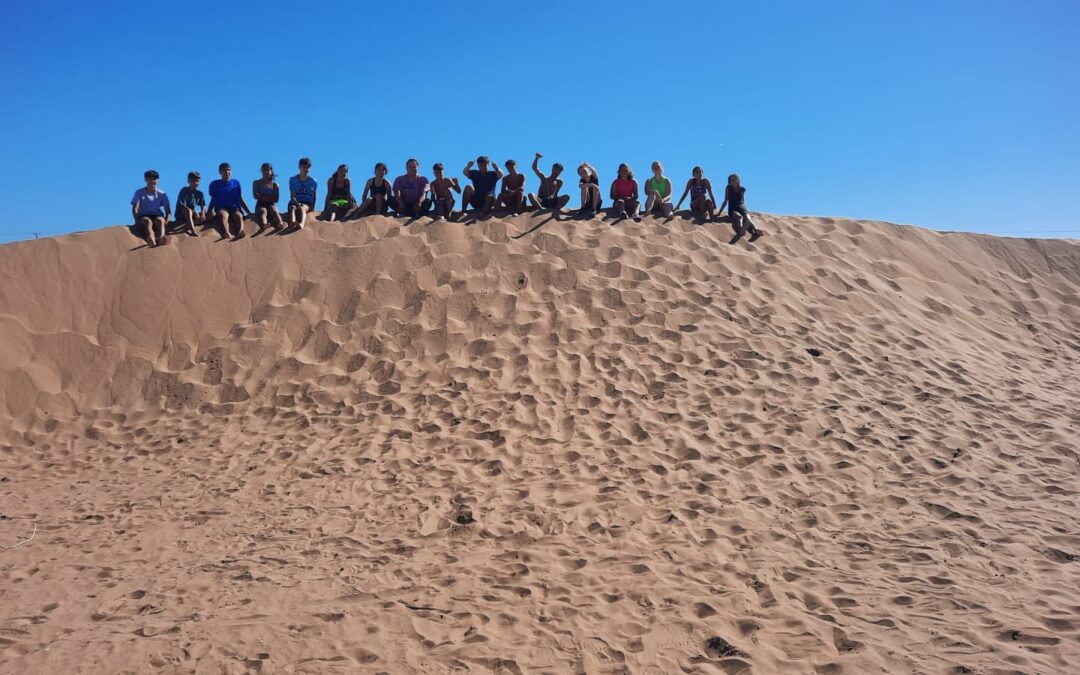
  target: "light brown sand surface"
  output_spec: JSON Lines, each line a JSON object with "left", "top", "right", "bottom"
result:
{"left": 1, "top": 214, "right": 1078, "bottom": 674}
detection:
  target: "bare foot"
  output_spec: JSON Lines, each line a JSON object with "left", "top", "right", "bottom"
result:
{"left": 159, "top": 235, "right": 170, "bottom": 246}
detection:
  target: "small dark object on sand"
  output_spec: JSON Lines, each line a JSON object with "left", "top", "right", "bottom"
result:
{"left": 456, "top": 508, "right": 475, "bottom": 525}
{"left": 706, "top": 636, "right": 741, "bottom": 657}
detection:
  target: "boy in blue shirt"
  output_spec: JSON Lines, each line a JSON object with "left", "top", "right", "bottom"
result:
{"left": 176, "top": 171, "right": 206, "bottom": 237}
{"left": 131, "top": 169, "right": 171, "bottom": 247}
{"left": 288, "top": 157, "right": 318, "bottom": 230}
{"left": 209, "top": 162, "right": 252, "bottom": 240}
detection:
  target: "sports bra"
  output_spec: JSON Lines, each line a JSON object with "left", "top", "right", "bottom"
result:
{"left": 690, "top": 179, "right": 708, "bottom": 196}
{"left": 369, "top": 178, "right": 388, "bottom": 196}
{"left": 328, "top": 177, "right": 350, "bottom": 199}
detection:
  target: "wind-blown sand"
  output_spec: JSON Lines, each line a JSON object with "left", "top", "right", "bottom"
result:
{"left": 0, "top": 213, "right": 1078, "bottom": 674}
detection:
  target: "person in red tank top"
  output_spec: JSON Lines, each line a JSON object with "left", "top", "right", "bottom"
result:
{"left": 609, "top": 163, "right": 640, "bottom": 222}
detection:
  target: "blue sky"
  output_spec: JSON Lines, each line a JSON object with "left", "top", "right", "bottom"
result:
{"left": 0, "top": 0, "right": 1077, "bottom": 242}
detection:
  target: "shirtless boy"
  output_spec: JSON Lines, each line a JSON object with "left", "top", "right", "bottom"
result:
{"left": 430, "top": 163, "right": 461, "bottom": 221}
{"left": 527, "top": 152, "right": 569, "bottom": 213}
{"left": 496, "top": 160, "right": 526, "bottom": 215}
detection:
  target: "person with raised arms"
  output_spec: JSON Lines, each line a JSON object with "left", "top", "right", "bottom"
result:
{"left": 322, "top": 164, "right": 354, "bottom": 221}
{"left": 209, "top": 162, "right": 252, "bottom": 240}
{"left": 287, "top": 157, "right": 317, "bottom": 230}
{"left": 526, "top": 152, "right": 568, "bottom": 214}
{"left": 610, "top": 163, "right": 640, "bottom": 221}
{"left": 674, "top": 165, "right": 717, "bottom": 223}
{"left": 642, "top": 161, "right": 674, "bottom": 219}
{"left": 496, "top": 159, "right": 526, "bottom": 215}
{"left": 459, "top": 155, "right": 502, "bottom": 220}
{"left": 392, "top": 158, "right": 431, "bottom": 218}
{"left": 430, "top": 163, "right": 461, "bottom": 221}
{"left": 131, "top": 169, "right": 172, "bottom": 247}
{"left": 355, "top": 162, "right": 392, "bottom": 217}
{"left": 720, "top": 173, "right": 764, "bottom": 243}
{"left": 252, "top": 163, "right": 284, "bottom": 233}
{"left": 577, "top": 162, "right": 602, "bottom": 217}
{"left": 175, "top": 171, "right": 205, "bottom": 237}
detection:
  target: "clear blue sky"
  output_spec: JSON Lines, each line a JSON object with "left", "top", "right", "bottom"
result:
{"left": 1, "top": 0, "right": 1077, "bottom": 243}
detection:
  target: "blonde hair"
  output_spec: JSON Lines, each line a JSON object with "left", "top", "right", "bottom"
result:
{"left": 652, "top": 161, "right": 663, "bottom": 173}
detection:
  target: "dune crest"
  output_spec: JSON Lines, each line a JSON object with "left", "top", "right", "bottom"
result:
{"left": 1, "top": 214, "right": 1079, "bottom": 673}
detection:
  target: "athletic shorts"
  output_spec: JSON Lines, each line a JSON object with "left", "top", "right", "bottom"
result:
{"left": 217, "top": 206, "right": 242, "bottom": 215}
{"left": 288, "top": 199, "right": 314, "bottom": 210}
{"left": 135, "top": 212, "right": 165, "bottom": 220}
{"left": 468, "top": 192, "right": 493, "bottom": 209}
{"left": 255, "top": 201, "right": 278, "bottom": 211}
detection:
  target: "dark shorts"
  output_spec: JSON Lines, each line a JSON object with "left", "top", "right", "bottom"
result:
{"left": 176, "top": 204, "right": 200, "bottom": 216}
{"left": 467, "top": 192, "right": 493, "bottom": 209}
{"left": 255, "top": 201, "right": 279, "bottom": 211}
{"left": 217, "top": 206, "right": 242, "bottom": 215}
{"left": 135, "top": 213, "right": 165, "bottom": 221}
{"left": 288, "top": 199, "right": 314, "bottom": 211}
{"left": 393, "top": 197, "right": 431, "bottom": 214}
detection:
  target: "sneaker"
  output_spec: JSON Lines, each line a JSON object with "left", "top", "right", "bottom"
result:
{"left": 749, "top": 230, "right": 764, "bottom": 242}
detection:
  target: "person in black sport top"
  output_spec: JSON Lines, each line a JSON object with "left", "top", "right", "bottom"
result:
{"left": 720, "top": 173, "right": 764, "bottom": 244}
{"left": 322, "top": 164, "right": 355, "bottom": 221}
{"left": 674, "top": 166, "right": 717, "bottom": 223}
{"left": 356, "top": 163, "right": 391, "bottom": 217}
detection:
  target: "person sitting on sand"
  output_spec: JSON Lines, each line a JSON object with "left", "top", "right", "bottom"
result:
{"left": 496, "top": 160, "right": 526, "bottom": 215}
{"left": 131, "top": 169, "right": 172, "bottom": 247}
{"left": 527, "top": 152, "right": 568, "bottom": 213}
{"left": 460, "top": 155, "right": 502, "bottom": 219}
{"left": 355, "top": 163, "right": 392, "bottom": 217}
{"left": 392, "top": 158, "right": 431, "bottom": 218}
{"left": 175, "top": 171, "right": 205, "bottom": 237}
{"left": 577, "top": 162, "right": 602, "bottom": 216}
{"left": 675, "top": 166, "right": 717, "bottom": 223}
{"left": 287, "top": 157, "right": 317, "bottom": 230}
{"left": 430, "top": 163, "right": 460, "bottom": 221}
{"left": 209, "top": 162, "right": 252, "bottom": 240}
{"left": 322, "top": 164, "right": 354, "bottom": 221}
{"left": 642, "top": 161, "right": 673, "bottom": 218}
{"left": 252, "top": 163, "right": 284, "bottom": 233}
{"left": 720, "top": 173, "right": 764, "bottom": 244}
{"left": 610, "top": 163, "right": 640, "bottom": 221}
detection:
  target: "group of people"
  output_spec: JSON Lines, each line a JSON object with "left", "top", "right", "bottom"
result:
{"left": 129, "top": 155, "right": 763, "bottom": 247}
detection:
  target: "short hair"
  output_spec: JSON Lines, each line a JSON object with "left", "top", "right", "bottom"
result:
{"left": 692, "top": 165, "right": 703, "bottom": 174}
{"left": 374, "top": 162, "right": 387, "bottom": 172}
{"left": 552, "top": 162, "right": 564, "bottom": 172}
{"left": 144, "top": 169, "right": 159, "bottom": 179}
{"left": 506, "top": 159, "right": 516, "bottom": 166}
{"left": 260, "top": 163, "right": 273, "bottom": 173}
{"left": 298, "top": 157, "right": 312, "bottom": 168}
{"left": 218, "top": 162, "right": 231, "bottom": 172}
{"left": 406, "top": 158, "right": 418, "bottom": 166}
{"left": 187, "top": 171, "right": 200, "bottom": 181}
{"left": 433, "top": 163, "right": 444, "bottom": 171}
{"left": 477, "top": 155, "right": 489, "bottom": 164}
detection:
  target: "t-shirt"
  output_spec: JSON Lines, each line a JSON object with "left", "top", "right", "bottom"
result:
{"left": 613, "top": 178, "right": 637, "bottom": 199}
{"left": 468, "top": 169, "right": 499, "bottom": 196}
{"left": 289, "top": 175, "right": 318, "bottom": 205}
{"left": 393, "top": 174, "right": 429, "bottom": 202}
{"left": 176, "top": 186, "right": 205, "bottom": 210}
{"left": 725, "top": 184, "right": 746, "bottom": 210}
{"left": 131, "top": 188, "right": 170, "bottom": 216}
{"left": 209, "top": 178, "right": 242, "bottom": 209}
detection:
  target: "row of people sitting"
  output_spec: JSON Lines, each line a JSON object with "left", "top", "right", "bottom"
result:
{"left": 129, "top": 155, "right": 762, "bottom": 247}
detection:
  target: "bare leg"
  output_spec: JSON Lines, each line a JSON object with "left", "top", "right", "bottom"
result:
{"left": 460, "top": 186, "right": 475, "bottom": 220}
{"left": 138, "top": 216, "right": 156, "bottom": 246}
{"left": 527, "top": 193, "right": 541, "bottom": 210}
{"left": 231, "top": 212, "right": 245, "bottom": 239}
{"left": 613, "top": 198, "right": 627, "bottom": 219}
{"left": 182, "top": 207, "right": 198, "bottom": 236}
{"left": 255, "top": 205, "right": 268, "bottom": 232}
{"left": 215, "top": 210, "right": 231, "bottom": 239}
{"left": 297, "top": 204, "right": 309, "bottom": 229}
{"left": 153, "top": 216, "right": 168, "bottom": 245}
{"left": 643, "top": 189, "right": 658, "bottom": 217}
{"left": 269, "top": 206, "right": 284, "bottom": 230}
{"left": 374, "top": 194, "right": 386, "bottom": 215}
{"left": 628, "top": 198, "right": 640, "bottom": 220}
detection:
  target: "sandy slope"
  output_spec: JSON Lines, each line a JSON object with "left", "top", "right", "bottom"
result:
{"left": 0, "top": 212, "right": 1078, "bottom": 675}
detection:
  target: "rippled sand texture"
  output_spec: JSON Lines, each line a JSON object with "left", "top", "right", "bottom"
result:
{"left": 1, "top": 214, "right": 1078, "bottom": 674}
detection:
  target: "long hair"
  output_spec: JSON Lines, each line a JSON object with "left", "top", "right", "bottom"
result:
{"left": 728, "top": 173, "right": 741, "bottom": 187}
{"left": 261, "top": 162, "right": 275, "bottom": 180}
{"left": 618, "top": 163, "right": 634, "bottom": 180}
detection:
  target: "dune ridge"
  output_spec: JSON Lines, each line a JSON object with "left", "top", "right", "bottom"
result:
{"left": 1, "top": 213, "right": 1078, "bottom": 674}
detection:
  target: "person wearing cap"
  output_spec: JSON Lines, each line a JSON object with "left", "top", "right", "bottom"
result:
{"left": 392, "top": 158, "right": 431, "bottom": 217}
{"left": 209, "top": 162, "right": 252, "bottom": 240}
{"left": 176, "top": 171, "right": 205, "bottom": 237}
{"left": 131, "top": 169, "right": 172, "bottom": 246}
{"left": 495, "top": 160, "right": 526, "bottom": 215}
{"left": 459, "top": 155, "right": 503, "bottom": 219}
{"left": 527, "top": 152, "right": 569, "bottom": 213}
{"left": 288, "top": 157, "right": 318, "bottom": 230}
{"left": 430, "top": 163, "right": 460, "bottom": 221}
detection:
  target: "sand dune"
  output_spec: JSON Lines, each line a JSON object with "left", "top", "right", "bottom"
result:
{"left": 1, "top": 213, "right": 1078, "bottom": 674}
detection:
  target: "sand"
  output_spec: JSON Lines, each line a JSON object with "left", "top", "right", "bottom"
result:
{"left": 0, "top": 212, "right": 1078, "bottom": 674}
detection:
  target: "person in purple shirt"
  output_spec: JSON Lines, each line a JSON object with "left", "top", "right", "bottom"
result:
{"left": 208, "top": 162, "right": 252, "bottom": 240}
{"left": 392, "top": 158, "right": 431, "bottom": 218}
{"left": 130, "top": 169, "right": 172, "bottom": 247}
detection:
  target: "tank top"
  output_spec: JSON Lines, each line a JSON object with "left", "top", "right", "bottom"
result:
{"left": 613, "top": 178, "right": 636, "bottom": 199}
{"left": 646, "top": 176, "right": 669, "bottom": 198}
{"left": 369, "top": 178, "right": 388, "bottom": 196}
{"left": 255, "top": 181, "right": 277, "bottom": 202}
{"left": 328, "top": 177, "right": 350, "bottom": 200}
{"left": 690, "top": 179, "right": 708, "bottom": 197}
{"left": 726, "top": 184, "right": 746, "bottom": 209}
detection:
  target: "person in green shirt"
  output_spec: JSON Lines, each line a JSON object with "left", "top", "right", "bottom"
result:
{"left": 642, "top": 161, "right": 674, "bottom": 218}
